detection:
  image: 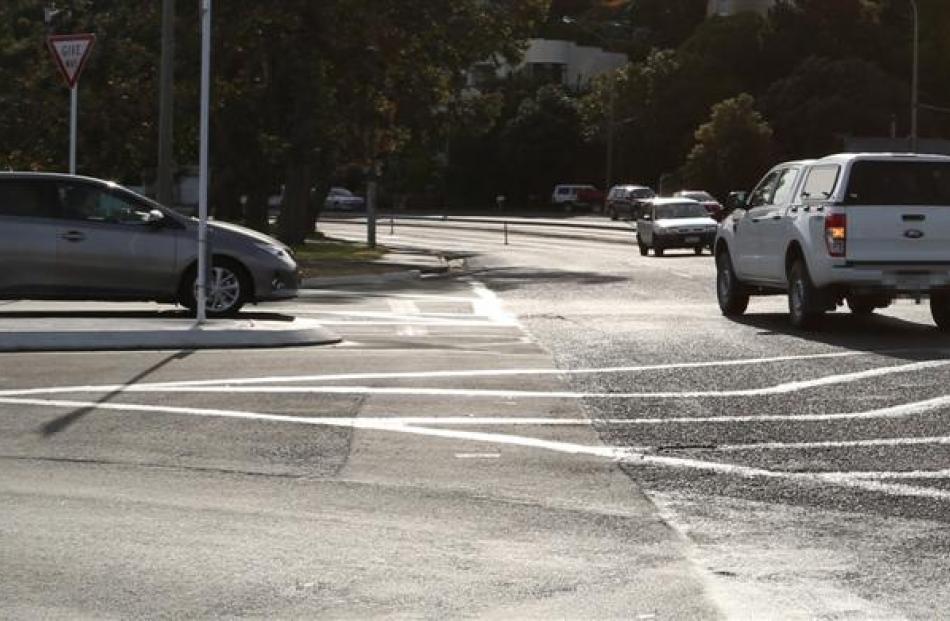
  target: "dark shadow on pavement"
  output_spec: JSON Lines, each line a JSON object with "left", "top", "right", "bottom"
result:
{"left": 464, "top": 267, "right": 629, "bottom": 291}
{"left": 39, "top": 350, "right": 195, "bottom": 437}
{"left": 0, "top": 310, "right": 297, "bottom": 322}
{"left": 729, "top": 310, "right": 950, "bottom": 359}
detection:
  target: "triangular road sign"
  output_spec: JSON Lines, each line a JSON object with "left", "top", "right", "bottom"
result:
{"left": 47, "top": 34, "right": 96, "bottom": 89}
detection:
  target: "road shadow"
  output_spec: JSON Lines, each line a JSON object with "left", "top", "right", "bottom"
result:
{"left": 0, "top": 309, "right": 297, "bottom": 322}
{"left": 464, "top": 267, "right": 629, "bottom": 292}
{"left": 729, "top": 310, "right": 950, "bottom": 360}
{"left": 39, "top": 350, "right": 195, "bottom": 436}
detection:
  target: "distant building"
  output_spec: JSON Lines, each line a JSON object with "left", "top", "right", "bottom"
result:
{"left": 469, "top": 39, "right": 627, "bottom": 90}
{"left": 706, "top": 0, "right": 775, "bottom": 17}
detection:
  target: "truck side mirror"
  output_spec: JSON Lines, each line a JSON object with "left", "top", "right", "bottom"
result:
{"left": 727, "top": 191, "right": 748, "bottom": 209}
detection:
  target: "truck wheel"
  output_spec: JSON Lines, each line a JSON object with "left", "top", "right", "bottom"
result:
{"left": 847, "top": 296, "right": 876, "bottom": 316}
{"left": 788, "top": 259, "right": 823, "bottom": 329}
{"left": 637, "top": 236, "right": 648, "bottom": 256}
{"left": 930, "top": 293, "right": 950, "bottom": 330}
{"left": 716, "top": 249, "right": 749, "bottom": 316}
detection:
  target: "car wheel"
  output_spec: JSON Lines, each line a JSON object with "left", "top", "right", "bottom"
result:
{"left": 788, "top": 259, "right": 823, "bottom": 329}
{"left": 715, "top": 249, "right": 749, "bottom": 316}
{"left": 654, "top": 246, "right": 664, "bottom": 257}
{"left": 694, "top": 246, "right": 704, "bottom": 256}
{"left": 847, "top": 296, "right": 876, "bottom": 316}
{"left": 637, "top": 236, "right": 648, "bottom": 256}
{"left": 180, "top": 258, "right": 249, "bottom": 317}
{"left": 609, "top": 207, "right": 618, "bottom": 221}
{"left": 930, "top": 292, "right": 950, "bottom": 330}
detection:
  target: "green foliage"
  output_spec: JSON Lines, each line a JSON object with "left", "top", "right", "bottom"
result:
{"left": 762, "top": 56, "right": 905, "bottom": 158}
{"left": 681, "top": 94, "right": 775, "bottom": 200}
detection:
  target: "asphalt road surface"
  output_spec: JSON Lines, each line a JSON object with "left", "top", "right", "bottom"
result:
{"left": 2, "top": 215, "right": 949, "bottom": 618}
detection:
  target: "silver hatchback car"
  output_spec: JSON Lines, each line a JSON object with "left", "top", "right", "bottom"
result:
{"left": 0, "top": 172, "right": 299, "bottom": 316}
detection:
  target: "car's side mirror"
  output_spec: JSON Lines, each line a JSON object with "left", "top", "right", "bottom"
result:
{"left": 145, "top": 209, "right": 166, "bottom": 227}
{"left": 727, "top": 191, "right": 748, "bottom": 209}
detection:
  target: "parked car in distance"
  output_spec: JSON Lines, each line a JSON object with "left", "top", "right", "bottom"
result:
{"left": 324, "top": 187, "right": 365, "bottom": 211}
{"left": 0, "top": 172, "right": 299, "bottom": 316}
{"left": 551, "top": 184, "right": 600, "bottom": 212}
{"left": 714, "top": 152, "right": 950, "bottom": 329}
{"left": 605, "top": 184, "right": 656, "bottom": 220}
{"left": 636, "top": 198, "right": 717, "bottom": 257}
{"left": 674, "top": 190, "right": 723, "bottom": 216}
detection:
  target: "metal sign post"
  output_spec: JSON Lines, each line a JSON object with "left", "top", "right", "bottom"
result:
{"left": 196, "top": 0, "right": 211, "bottom": 323}
{"left": 47, "top": 34, "right": 96, "bottom": 175}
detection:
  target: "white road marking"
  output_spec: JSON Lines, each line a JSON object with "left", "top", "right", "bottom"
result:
{"left": 2, "top": 395, "right": 948, "bottom": 501}
{"left": 824, "top": 469, "right": 950, "bottom": 480}
{"left": 0, "top": 350, "right": 910, "bottom": 397}
{"left": 30, "top": 358, "right": 944, "bottom": 399}
{"left": 387, "top": 299, "right": 428, "bottom": 336}
{"left": 468, "top": 280, "right": 519, "bottom": 327}
{"left": 716, "top": 434, "right": 950, "bottom": 452}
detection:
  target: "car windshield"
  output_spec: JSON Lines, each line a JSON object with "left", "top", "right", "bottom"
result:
{"left": 654, "top": 202, "right": 708, "bottom": 219}
{"left": 844, "top": 161, "right": 950, "bottom": 205}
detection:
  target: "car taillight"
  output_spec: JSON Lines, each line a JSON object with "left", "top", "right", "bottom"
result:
{"left": 825, "top": 212, "right": 846, "bottom": 257}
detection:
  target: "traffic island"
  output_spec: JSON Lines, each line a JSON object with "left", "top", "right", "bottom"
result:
{"left": 0, "top": 316, "right": 340, "bottom": 352}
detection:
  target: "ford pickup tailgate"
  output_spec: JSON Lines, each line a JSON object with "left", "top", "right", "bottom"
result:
{"left": 843, "top": 160, "right": 950, "bottom": 263}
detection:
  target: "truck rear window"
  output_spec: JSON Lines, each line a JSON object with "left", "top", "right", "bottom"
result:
{"left": 844, "top": 161, "right": 950, "bottom": 205}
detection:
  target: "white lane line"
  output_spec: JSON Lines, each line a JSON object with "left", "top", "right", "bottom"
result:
{"left": 3, "top": 395, "right": 948, "bottom": 502}
{"left": 387, "top": 299, "right": 428, "bottom": 336}
{"left": 0, "top": 350, "right": 899, "bottom": 397}
{"left": 468, "top": 280, "right": 519, "bottom": 327}
{"left": 298, "top": 289, "right": 476, "bottom": 302}
{"left": 34, "top": 358, "right": 945, "bottom": 399}
{"left": 716, "top": 434, "right": 950, "bottom": 452}
{"left": 824, "top": 469, "right": 950, "bottom": 480}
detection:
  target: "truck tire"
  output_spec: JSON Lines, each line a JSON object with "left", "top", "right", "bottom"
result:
{"left": 716, "top": 249, "right": 749, "bottom": 316}
{"left": 930, "top": 293, "right": 950, "bottom": 330}
{"left": 788, "top": 259, "right": 823, "bottom": 329}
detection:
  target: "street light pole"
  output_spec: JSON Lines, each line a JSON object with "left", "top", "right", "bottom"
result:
{"left": 910, "top": 0, "right": 919, "bottom": 153}
{"left": 196, "top": 0, "right": 211, "bottom": 323}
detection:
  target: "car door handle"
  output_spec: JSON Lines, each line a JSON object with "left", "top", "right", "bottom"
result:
{"left": 903, "top": 214, "right": 925, "bottom": 221}
{"left": 61, "top": 231, "right": 86, "bottom": 242}
{"left": 771, "top": 215, "right": 782, "bottom": 220}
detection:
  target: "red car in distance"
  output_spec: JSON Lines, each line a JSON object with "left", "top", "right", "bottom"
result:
{"left": 674, "top": 190, "right": 723, "bottom": 216}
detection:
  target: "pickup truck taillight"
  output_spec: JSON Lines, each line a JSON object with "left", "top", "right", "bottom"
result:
{"left": 825, "top": 212, "right": 847, "bottom": 257}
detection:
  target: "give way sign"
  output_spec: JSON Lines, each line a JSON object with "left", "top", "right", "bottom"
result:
{"left": 47, "top": 34, "right": 96, "bottom": 89}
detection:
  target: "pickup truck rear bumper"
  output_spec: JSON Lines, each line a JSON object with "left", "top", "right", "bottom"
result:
{"left": 828, "top": 264, "right": 950, "bottom": 294}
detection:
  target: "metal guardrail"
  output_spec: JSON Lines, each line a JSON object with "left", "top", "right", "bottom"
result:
{"left": 321, "top": 214, "right": 636, "bottom": 234}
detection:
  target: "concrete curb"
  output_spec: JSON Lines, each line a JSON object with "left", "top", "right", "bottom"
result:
{"left": 0, "top": 318, "right": 341, "bottom": 352}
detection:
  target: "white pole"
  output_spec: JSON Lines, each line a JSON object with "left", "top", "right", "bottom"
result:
{"left": 69, "top": 85, "right": 77, "bottom": 174}
{"left": 196, "top": 0, "right": 211, "bottom": 323}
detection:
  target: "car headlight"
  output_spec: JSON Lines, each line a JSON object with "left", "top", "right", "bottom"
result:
{"left": 255, "top": 242, "right": 292, "bottom": 260}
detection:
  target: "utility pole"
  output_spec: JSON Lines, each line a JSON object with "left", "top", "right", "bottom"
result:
{"left": 157, "top": 0, "right": 175, "bottom": 205}
{"left": 910, "top": 0, "right": 919, "bottom": 153}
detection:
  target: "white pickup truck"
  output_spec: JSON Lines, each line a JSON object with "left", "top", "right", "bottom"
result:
{"left": 714, "top": 153, "right": 950, "bottom": 329}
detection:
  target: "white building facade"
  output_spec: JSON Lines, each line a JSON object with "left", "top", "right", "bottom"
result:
{"left": 471, "top": 39, "right": 627, "bottom": 90}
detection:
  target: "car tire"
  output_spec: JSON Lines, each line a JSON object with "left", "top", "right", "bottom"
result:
{"left": 609, "top": 207, "right": 618, "bottom": 221}
{"left": 179, "top": 258, "right": 249, "bottom": 317}
{"left": 694, "top": 246, "right": 704, "bottom": 256}
{"left": 654, "top": 246, "right": 664, "bottom": 257}
{"left": 716, "top": 249, "right": 749, "bottom": 316}
{"left": 847, "top": 296, "right": 876, "bottom": 316}
{"left": 930, "top": 293, "right": 950, "bottom": 330}
{"left": 788, "top": 259, "right": 823, "bottom": 329}
{"left": 637, "top": 236, "right": 648, "bottom": 256}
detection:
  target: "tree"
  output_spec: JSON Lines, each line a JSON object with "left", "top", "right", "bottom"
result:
{"left": 499, "top": 84, "right": 585, "bottom": 204}
{"left": 762, "top": 56, "right": 905, "bottom": 158}
{"left": 681, "top": 94, "right": 774, "bottom": 200}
